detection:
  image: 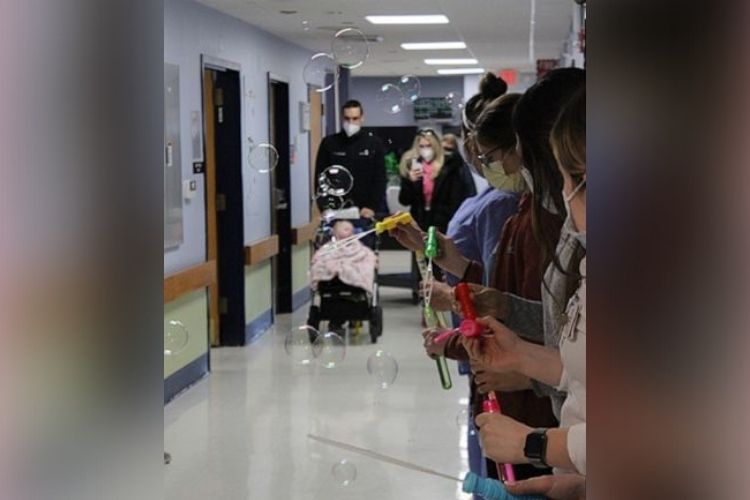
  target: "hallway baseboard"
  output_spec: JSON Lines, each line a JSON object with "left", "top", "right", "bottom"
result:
{"left": 245, "top": 308, "right": 273, "bottom": 345}
{"left": 291, "top": 288, "right": 311, "bottom": 312}
{"left": 164, "top": 353, "right": 209, "bottom": 404}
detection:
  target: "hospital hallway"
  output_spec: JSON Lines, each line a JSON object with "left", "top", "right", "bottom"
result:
{"left": 164, "top": 253, "right": 472, "bottom": 500}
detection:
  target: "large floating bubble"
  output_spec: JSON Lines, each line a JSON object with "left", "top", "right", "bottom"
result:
{"left": 248, "top": 142, "right": 279, "bottom": 173}
{"left": 331, "top": 28, "right": 369, "bottom": 69}
{"left": 284, "top": 325, "right": 318, "bottom": 365}
{"left": 331, "top": 459, "right": 357, "bottom": 486}
{"left": 313, "top": 331, "right": 346, "bottom": 369}
{"left": 164, "top": 320, "right": 189, "bottom": 356}
{"left": 317, "top": 164, "right": 354, "bottom": 197}
{"left": 378, "top": 83, "right": 405, "bottom": 115}
{"left": 366, "top": 350, "right": 399, "bottom": 389}
{"left": 398, "top": 75, "right": 421, "bottom": 104}
{"left": 303, "top": 52, "right": 338, "bottom": 93}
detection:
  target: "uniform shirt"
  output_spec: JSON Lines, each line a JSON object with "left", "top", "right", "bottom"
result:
{"left": 445, "top": 187, "right": 520, "bottom": 286}
{"left": 315, "top": 130, "right": 386, "bottom": 212}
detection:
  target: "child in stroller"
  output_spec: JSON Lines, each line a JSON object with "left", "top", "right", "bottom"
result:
{"left": 307, "top": 216, "right": 383, "bottom": 343}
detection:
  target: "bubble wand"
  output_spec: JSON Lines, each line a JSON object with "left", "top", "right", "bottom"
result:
{"left": 418, "top": 226, "right": 452, "bottom": 390}
{"left": 317, "top": 212, "right": 414, "bottom": 254}
{"left": 308, "top": 434, "right": 542, "bottom": 499}
{"left": 451, "top": 282, "right": 517, "bottom": 484}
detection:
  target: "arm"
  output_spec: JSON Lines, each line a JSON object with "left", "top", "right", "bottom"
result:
{"left": 314, "top": 138, "right": 329, "bottom": 210}
{"left": 398, "top": 174, "right": 419, "bottom": 206}
{"left": 475, "top": 414, "right": 579, "bottom": 472}
{"left": 368, "top": 140, "right": 387, "bottom": 213}
{"left": 462, "top": 316, "right": 563, "bottom": 388}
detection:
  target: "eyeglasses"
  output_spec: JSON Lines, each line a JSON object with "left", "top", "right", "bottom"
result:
{"left": 417, "top": 128, "right": 437, "bottom": 137}
{"left": 477, "top": 145, "right": 503, "bottom": 168}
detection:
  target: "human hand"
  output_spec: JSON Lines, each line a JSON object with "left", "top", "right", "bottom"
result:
{"left": 505, "top": 474, "right": 586, "bottom": 500}
{"left": 409, "top": 160, "right": 422, "bottom": 182}
{"left": 421, "top": 328, "right": 448, "bottom": 359}
{"left": 421, "top": 280, "right": 453, "bottom": 311}
{"left": 467, "top": 283, "right": 508, "bottom": 320}
{"left": 474, "top": 412, "right": 530, "bottom": 464}
{"left": 462, "top": 316, "right": 523, "bottom": 375}
{"left": 360, "top": 207, "right": 375, "bottom": 219}
{"left": 472, "top": 365, "right": 532, "bottom": 393}
{"left": 430, "top": 232, "right": 470, "bottom": 277}
{"left": 388, "top": 214, "right": 425, "bottom": 252}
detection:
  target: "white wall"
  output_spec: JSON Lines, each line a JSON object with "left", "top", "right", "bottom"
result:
{"left": 164, "top": 0, "right": 318, "bottom": 274}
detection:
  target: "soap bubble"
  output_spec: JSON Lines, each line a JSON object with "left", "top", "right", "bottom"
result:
{"left": 331, "top": 28, "right": 369, "bottom": 69}
{"left": 313, "top": 331, "right": 346, "bottom": 369}
{"left": 456, "top": 407, "right": 469, "bottom": 428}
{"left": 303, "top": 52, "right": 338, "bottom": 93}
{"left": 331, "top": 459, "right": 357, "bottom": 486}
{"left": 284, "top": 325, "right": 318, "bottom": 365}
{"left": 317, "top": 165, "right": 354, "bottom": 197}
{"left": 398, "top": 75, "right": 421, "bottom": 103}
{"left": 367, "top": 350, "right": 398, "bottom": 389}
{"left": 248, "top": 142, "right": 279, "bottom": 173}
{"left": 164, "top": 320, "right": 189, "bottom": 356}
{"left": 378, "top": 83, "right": 405, "bottom": 114}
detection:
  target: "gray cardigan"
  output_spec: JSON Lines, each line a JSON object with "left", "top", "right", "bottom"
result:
{"left": 502, "top": 227, "right": 583, "bottom": 419}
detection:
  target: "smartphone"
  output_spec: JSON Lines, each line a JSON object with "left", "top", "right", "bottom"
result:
{"left": 411, "top": 158, "right": 423, "bottom": 174}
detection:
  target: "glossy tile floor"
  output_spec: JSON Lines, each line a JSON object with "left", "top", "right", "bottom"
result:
{"left": 165, "top": 252, "right": 472, "bottom": 499}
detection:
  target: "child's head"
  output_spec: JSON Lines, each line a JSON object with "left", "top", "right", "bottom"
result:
{"left": 332, "top": 220, "right": 354, "bottom": 240}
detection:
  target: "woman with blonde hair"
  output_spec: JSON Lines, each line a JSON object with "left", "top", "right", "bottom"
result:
{"left": 398, "top": 129, "right": 471, "bottom": 234}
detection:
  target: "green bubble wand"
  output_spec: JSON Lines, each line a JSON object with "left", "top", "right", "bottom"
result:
{"left": 416, "top": 226, "right": 452, "bottom": 390}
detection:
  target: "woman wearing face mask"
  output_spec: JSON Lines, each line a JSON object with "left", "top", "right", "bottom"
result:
{"left": 442, "top": 133, "right": 477, "bottom": 198}
{"left": 463, "top": 86, "right": 586, "bottom": 484}
{"left": 398, "top": 129, "right": 471, "bottom": 235}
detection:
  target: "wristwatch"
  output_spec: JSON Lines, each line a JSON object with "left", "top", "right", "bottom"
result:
{"left": 524, "top": 428, "right": 549, "bottom": 468}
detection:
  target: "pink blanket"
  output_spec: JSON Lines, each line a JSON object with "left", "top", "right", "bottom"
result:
{"left": 310, "top": 241, "right": 377, "bottom": 294}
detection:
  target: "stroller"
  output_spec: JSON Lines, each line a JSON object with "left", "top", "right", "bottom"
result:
{"left": 306, "top": 207, "right": 384, "bottom": 344}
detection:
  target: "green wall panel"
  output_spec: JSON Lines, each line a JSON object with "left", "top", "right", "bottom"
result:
{"left": 164, "top": 289, "right": 208, "bottom": 378}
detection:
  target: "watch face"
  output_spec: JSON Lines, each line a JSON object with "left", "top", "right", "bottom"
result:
{"left": 524, "top": 429, "right": 548, "bottom": 459}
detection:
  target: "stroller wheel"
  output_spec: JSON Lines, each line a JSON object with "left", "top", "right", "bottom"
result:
{"left": 307, "top": 305, "right": 321, "bottom": 342}
{"left": 370, "top": 305, "right": 383, "bottom": 343}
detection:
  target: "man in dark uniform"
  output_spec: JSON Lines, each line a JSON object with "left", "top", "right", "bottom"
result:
{"left": 315, "top": 100, "right": 386, "bottom": 219}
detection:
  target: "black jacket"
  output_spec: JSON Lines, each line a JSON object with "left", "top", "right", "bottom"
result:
{"left": 398, "top": 154, "right": 473, "bottom": 233}
{"left": 314, "top": 130, "right": 386, "bottom": 212}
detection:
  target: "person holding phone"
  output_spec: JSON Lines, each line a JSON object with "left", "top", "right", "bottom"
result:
{"left": 397, "top": 129, "right": 470, "bottom": 234}
{"left": 397, "top": 128, "right": 473, "bottom": 299}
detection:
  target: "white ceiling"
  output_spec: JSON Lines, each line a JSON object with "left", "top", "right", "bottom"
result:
{"left": 195, "top": 0, "right": 574, "bottom": 77}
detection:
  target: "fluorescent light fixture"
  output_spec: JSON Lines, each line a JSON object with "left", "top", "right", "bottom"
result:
{"left": 366, "top": 15, "right": 449, "bottom": 25}
{"left": 401, "top": 41, "right": 466, "bottom": 50}
{"left": 437, "top": 68, "right": 485, "bottom": 75}
{"left": 425, "top": 58, "right": 478, "bottom": 65}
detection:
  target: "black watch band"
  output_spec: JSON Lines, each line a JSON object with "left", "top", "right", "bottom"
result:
{"left": 524, "top": 428, "right": 549, "bottom": 469}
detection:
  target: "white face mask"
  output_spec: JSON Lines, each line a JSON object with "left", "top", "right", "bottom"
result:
{"left": 343, "top": 122, "right": 361, "bottom": 137}
{"left": 482, "top": 161, "right": 527, "bottom": 193}
{"left": 563, "top": 178, "right": 586, "bottom": 247}
{"left": 419, "top": 147, "right": 435, "bottom": 162}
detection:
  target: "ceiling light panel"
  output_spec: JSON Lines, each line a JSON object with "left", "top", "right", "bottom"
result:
{"left": 424, "top": 58, "right": 478, "bottom": 65}
{"left": 366, "top": 15, "right": 450, "bottom": 25}
{"left": 437, "top": 68, "right": 485, "bottom": 75}
{"left": 401, "top": 41, "right": 466, "bottom": 50}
